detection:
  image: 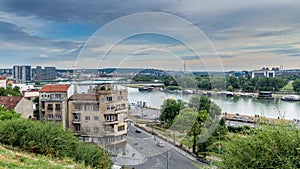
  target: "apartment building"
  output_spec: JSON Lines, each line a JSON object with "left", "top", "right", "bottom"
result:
{"left": 39, "top": 84, "right": 73, "bottom": 129}
{"left": 12, "top": 65, "right": 32, "bottom": 82}
{"left": 68, "top": 84, "right": 128, "bottom": 154}
{"left": 35, "top": 66, "right": 56, "bottom": 81}
{"left": 39, "top": 83, "right": 129, "bottom": 154}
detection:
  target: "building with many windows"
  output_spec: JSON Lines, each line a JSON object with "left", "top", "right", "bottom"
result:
{"left": 39, "top": 84, "right": 73, "bottom": 129}
{"left": 68, "top": 84, "right": 128, "bottom": 154}
{"left": 35, "top": 66, "right": 56, "bottom": 81}
{"left": 251, "top": 70, "right": 275, "bottom": 78}
{"left": 39, "top": 83, "right": 129, "bottom": 155}
{"left": 12, "top": 65, "right": 32, "bottom": 82}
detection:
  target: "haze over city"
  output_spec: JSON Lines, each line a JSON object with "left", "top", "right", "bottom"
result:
{"left": 1, "top": 0, "right": 300, "bottom": 71}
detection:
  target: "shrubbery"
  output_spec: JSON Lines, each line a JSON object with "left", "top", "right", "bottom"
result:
{"left": 0, "top": 118, "right": 112, "bottom": 169}
{"left": 219, "top": 123, "right": 300, "bottom": 168}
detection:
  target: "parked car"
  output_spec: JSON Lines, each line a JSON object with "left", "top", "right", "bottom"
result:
{"left": 135, "top": 129, "right": 141, "bottom": 133}
{"left": 156, "top": 141, "right": 165, "bottom": 147}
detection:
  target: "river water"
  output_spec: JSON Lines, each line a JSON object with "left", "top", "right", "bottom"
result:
{"left": 128, "top": 87, "right": 300, "bottom": 120}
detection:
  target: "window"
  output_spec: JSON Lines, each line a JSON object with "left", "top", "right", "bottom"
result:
{"left": 85, "top": 104, "right": 93, "bottom": 111}
{"left": 51, "top": 94, "right": 61, "bottom": 99}
{"left": 78, "top": 137, "right": 84, "bottom": 142}
{"left": 85, "top": 127, "right": 90, "bottom": 133}
{"left": 106, "top": 105, "right": 115, "bottom": 111}
{"left": 85, "top": 116, "right": 90, "bottom": 122}
{"left": 93, "top": 137, "right": 100, "bottom": 142}
{"left": 75, "top": 125, "right": 80, "bottom": 132}
{"left": 74, "top": 115, "right": 80, "bottom": 121}
{"left": 93, "top": 104, "right": 99, "bottom": 111}
{"left": 47, "top": 104, "right": 53, "bottom": 110}
{"left": 74, "top": 104, "right": 82, "bottom": 110}
{"left": 118, "top": 125, "right": 125, "bottom": 131}
{"left": 106, "top": 97, "right": 113, "bottom": 102}
{"left": 105, "top": 115, "right": 116, "bottom": 122}
{"left": 55, "top": 114, "right": 62, "bottom": 120}
{"left": 47, "top": 114, "right": 53, "bottom": 120}
{"left": 94, "top": 116, "right": 99, "bottom": 122}
{"left": 41, "top": 101, "right": 45, "bottom": 109}
{"left": 85, "top": 137, "right": 92, "bottom": 142}
{"left": 55, "top": 104, "right": 61, "bottom": 110}
{"left": 94, "top": 127, "right": 100, "bottom": 133}
{"left": 118, "top": 95, "right": 123, "bottom": 101}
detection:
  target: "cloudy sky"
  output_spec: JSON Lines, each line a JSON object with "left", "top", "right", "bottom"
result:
{"left": 0, "top": 0, "right": 300, "bottom": 71}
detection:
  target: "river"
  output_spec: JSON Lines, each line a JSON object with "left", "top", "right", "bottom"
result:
{"left": 127, "top": 87, "right": 300, "bottom": 120}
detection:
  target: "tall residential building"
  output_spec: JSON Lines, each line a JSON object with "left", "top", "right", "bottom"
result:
{"left": 35, "top": 66, "right": 56, "bottom": 81}
{"left": 68, "top": 84, "right": 129, "bottom": 154}
{"left": 39, "top": 84, "right": 73, "bottom": 129}
{"left": 12, "top": 65, "right": 32, "bottom": 82}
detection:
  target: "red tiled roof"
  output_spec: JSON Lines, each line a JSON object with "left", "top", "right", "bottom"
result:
{"left": 69, "top": 94, "right": 98, "bottom": 101}
{"left": 0, "top": 96, "right": 23, "bottom": 110}
{"left": 40, "top": 84, "right": 70, "bottom": 92}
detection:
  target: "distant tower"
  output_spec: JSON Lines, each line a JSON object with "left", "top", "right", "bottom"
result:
{"left": 280, "top": 65, "right": 284, "bottom": 71}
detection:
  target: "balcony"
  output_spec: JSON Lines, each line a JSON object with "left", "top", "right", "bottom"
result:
{"left": 104, "top": 120, "right": 118, "bottom": 125}
{"left": 104, "top": 130, "right": 115, "bottom": 136}
{"left": 99, "top": 89, "right": 113, "bottom": 95}
{"left": 115, "top": 108, "right": 128, "bottom": 114}
{"left": 72, "top": 119, "right": 81, "bottom": 124}
{"left": 74, "top": 130, "right": 81, "bottom": 135}
{"left": 72, "top": 109, "right": 82, "bottom": 114}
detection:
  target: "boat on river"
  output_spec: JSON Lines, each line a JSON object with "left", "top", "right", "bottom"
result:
{"left": 138, "top": 87, "right": 155, "bottom": 92}
{"left": 257, "top": 91, "right": 274, "bottom": 99}
{"left": 281, "top": 95, "right": 300, "bottom": 101}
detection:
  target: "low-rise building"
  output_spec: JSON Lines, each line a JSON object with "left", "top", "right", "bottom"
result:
{"left": 0, "top": 77, "right": 6, "bottom": 89}
{"left": 251, "top": 70, "right": 275, "bottom": 78}
{"left": 0, "top": 96, "right": 34, "bottom": 118}
{"left": 39, "top": 84, "right": 73, "bottom": 128}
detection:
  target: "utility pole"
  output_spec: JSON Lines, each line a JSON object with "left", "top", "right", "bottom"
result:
{"left": 166, "top": 150, "right": 169, "bottom": 169}
{"left": 217, "top": 132, "right": 221, "bottom": 154}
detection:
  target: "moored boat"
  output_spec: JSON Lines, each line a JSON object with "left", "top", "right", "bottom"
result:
{"left": 281, "top": 95, "right": 300, "bottom": 101}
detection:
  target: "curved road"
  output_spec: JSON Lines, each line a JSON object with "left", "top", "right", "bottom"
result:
{"left": 127, "top": 125, "right": 204, "bottom": 169}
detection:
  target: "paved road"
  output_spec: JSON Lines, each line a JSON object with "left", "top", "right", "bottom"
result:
{"left": 127, "top": 125, "right": 203, "bottom": 169}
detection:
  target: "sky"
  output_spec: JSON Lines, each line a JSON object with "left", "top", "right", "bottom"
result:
{"left": 0, "top": 0, "right": 300, "bottom": 71}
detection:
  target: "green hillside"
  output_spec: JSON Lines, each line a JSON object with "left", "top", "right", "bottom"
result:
{"left": 0, "top": 145, "right": 89, "bottom": 169}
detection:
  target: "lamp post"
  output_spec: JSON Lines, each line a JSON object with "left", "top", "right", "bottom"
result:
{"left": 217, "top": 132, "right": 221, "bottom": 154}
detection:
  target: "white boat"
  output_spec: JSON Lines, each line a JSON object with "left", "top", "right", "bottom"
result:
{"left": 281, "top": 95, "right": 300, "bottom": 101}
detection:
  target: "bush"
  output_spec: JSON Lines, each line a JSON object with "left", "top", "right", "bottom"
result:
{"left": 219, "top": 123, "right": 300, "bottom": 168}
{"left": 0, "top": 118, "right": 111, "bottom": 168}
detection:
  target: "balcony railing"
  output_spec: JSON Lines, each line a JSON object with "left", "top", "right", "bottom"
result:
{"left": 72, "top": 109, "right": 82, "bottom": 114}
{"left": 104, "top": 120, "right": 118, "bottom": 125}
{"left": 72, "top": 119, "right": 81, "bottom": 124}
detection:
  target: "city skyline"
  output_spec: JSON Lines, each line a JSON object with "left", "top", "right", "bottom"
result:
{"left": 1, "top": 1, "right": 300, "bottom": 71}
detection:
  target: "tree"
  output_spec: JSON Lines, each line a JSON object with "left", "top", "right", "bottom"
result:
{"left": 0, "top": 85, "right": 21, "bottom": 96}
{"left": 219, "top": 124, "right": 300, "bottom": 168}
{"left": 293, "top": 78, "right": 300, "bottom": 93}
{"left": 0, "top": 107, "right": 20, "bottom": 120}
{"left": 227, "top": 85, "right": 233, "bottom": 92}
{"left": 159, "top": 99, "right": 184, "bottom": 125}
{"left": 187, "top": 95, "right": 222, "bottom": 154}
{"left": 171, "top": 108, "right": 198, "bottom": 132}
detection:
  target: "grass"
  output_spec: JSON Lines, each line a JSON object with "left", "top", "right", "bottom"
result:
{"left": 282, "top": 80, "right": 294, "bottom": 91}
{"left": 0, "top": 145, "right": 89, "bottom": 169}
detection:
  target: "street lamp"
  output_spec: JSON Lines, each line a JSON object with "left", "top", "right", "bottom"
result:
{"left": 217, "top": 132, "right": 221, "bottom": 154}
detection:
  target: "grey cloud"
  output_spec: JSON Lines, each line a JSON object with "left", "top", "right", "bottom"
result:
{"left": 0, "top": 21, "right": 82, "bottom": 63}
{"left": 219, "top": 54, "right": 235, "bottom": 58}
{"left": 180, "top": 55, "right": 199, "bottom": 60}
